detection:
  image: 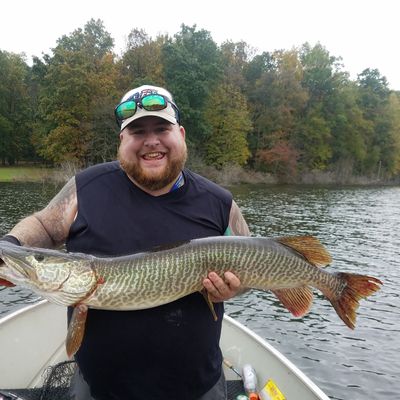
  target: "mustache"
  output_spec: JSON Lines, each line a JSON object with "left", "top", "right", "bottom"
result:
{"left": 117, "top": 144, "right": 187, "bottom": 191}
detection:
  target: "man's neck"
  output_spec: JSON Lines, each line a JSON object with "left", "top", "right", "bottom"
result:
{"left": 126, "top": 172, "right": 184, "bottom": 197}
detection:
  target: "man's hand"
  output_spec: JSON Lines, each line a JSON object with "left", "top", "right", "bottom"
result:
{"left": 203, "top": 271, "right": 241, "bottom": 302}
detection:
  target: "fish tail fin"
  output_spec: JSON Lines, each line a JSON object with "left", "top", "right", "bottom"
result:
{"left": 328, "top": 273, "right": 382, "bottom": 329}
{"left": 277, "top": 236, "right": 332, "bottom": 267}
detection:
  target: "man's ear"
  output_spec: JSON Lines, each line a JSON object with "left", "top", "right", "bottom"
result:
{"left": 180, "top": 125, "right": 186, "bottom": 139}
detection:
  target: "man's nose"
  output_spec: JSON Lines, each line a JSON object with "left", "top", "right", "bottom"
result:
{"left": 143, "top": 131, "right": 160, "bottom": 146}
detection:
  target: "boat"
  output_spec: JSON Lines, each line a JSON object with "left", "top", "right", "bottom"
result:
{"left": 0, "top": 300, "right": 330, "bottom": 400}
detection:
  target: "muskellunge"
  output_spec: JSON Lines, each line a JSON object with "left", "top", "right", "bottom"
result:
{"left": 0, "top": 235, "right": 382, "bottom": 356}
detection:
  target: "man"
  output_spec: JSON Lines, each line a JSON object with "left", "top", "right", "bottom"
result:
{"left": 1, "top": 85, "right": 250, "bottom": 400}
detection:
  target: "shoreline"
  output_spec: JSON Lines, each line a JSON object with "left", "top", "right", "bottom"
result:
{"left": 0, "top": 165, "right": 398, "bottom": 187}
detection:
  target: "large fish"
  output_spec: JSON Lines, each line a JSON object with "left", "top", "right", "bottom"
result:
{"left": 0, "top": 236, "right": 382, "bottom": 356}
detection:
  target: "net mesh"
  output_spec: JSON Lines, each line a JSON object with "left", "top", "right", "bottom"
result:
{"left": 39, "top": 361, "right": 76, "bottom": 400}
{"left": 2, "top": 361, "right": 244, "bottom": 400}
{"left": 2, "top": 361, "right": 76, "bottom": 400}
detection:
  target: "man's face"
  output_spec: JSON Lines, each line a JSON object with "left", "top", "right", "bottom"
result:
{"left": 118, "top": 116, "right": 187, "bottom": 192}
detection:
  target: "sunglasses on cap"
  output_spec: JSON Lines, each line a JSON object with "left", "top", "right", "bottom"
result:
{"left": 114, "top": 94, "right": 180, "bottom": 127}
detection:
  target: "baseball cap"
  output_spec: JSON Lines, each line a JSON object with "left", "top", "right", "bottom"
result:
{"left": 115, "top": 85, "right": 180, "bottom": 130}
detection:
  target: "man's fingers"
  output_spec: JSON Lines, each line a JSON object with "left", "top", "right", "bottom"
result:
{"left": 223, "top": 271, "right": 241, "bottom": 291}
{"left": 203, "top": 271, "right": 241, "bottom": 302}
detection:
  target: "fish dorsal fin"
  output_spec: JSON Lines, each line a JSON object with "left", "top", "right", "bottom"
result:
{"left": 277, "top": 236, "right": 332, "bottom": 267}
{"left": 272, "top": 287, "right": 313, "bottom": 317}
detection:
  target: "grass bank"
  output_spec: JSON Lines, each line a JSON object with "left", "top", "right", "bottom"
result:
{"left": 0, "top": 166, "right": 54, "bottom": 182}
{"left": 1, "top": 164, "right": 398, "bottom": 186}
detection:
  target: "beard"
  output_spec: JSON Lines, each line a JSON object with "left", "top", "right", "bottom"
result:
{"left": 118, "top": 143, "right": 187, "bottom": 191}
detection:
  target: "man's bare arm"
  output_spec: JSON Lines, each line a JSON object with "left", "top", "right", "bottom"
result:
{"left": 9, "top": 177, "right": 78, "bottom": 248}
{"left": 228, "top": 200, "right": 250, "bottom": 236}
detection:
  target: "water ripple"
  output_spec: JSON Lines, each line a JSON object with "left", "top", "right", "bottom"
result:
{"left": 226, "top": 184, "right": 400, "bottom": 400}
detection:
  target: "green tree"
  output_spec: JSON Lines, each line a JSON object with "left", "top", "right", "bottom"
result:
{"left": 33, "top": 20, "right": 119, "bottom": 165}
{"left": 356, "top": 68, "right": 391, "bottom": 174}
{"left": 204, "top": 83, "right": 251, "bottom": 168}
{"left": 296, "top": 106, "right": 332, "bottom": 170}
{"left": 162, "top": 25, "right": 222, "bottom": 149}
{"left": 300, "top": 42, "right": 344, "bottom": 103}
{"left": 219, "top": 40, "right": 254, "bottom": 89}
{"left": 245, "top": 49, "right": 307, "bottom": 173}
{"left": 0, "top": 51, "right": 33, "bottom": 164}
{"left": 382, "top": 92, "right": 400, "bottom": 176}
{"left": 296, "top": 43, "right": 349, "bottom": 171}
{"left": 119, "top": 29, "right": 166, "bottom": 90}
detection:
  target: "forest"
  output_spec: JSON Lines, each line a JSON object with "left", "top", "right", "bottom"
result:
{"left": 1, "top": 19, "right": 399, "bottom": 182}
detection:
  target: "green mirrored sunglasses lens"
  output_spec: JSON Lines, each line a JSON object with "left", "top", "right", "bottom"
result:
{"left": 141, "top": 95, "right": 167, "bottom": 111}
{"left": 116, "top": 101, "right": 137, "bottom": 119}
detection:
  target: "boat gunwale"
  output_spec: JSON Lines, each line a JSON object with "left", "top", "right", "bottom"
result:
{"left": 223, "top": 314, "right": 330, "bottom": 400}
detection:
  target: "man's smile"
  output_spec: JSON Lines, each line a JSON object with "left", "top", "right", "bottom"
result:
{"left": 142, "top": 151, "right": 166, "bottom": 161}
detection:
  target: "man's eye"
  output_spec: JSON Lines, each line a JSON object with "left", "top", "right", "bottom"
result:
{"left": 156, "top": 126, "right": 169, "bottom": 133}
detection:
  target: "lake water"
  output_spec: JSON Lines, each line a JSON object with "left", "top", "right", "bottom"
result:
{"left": 1, "top": 181, "right": 399, "bottom": 399}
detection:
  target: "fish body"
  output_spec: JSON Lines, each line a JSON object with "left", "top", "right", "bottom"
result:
{"left": 0, "top": 236, "right": 382, "bottom": 356}
{"left": 86, "top": 236, "right": 341, "bottom": 311}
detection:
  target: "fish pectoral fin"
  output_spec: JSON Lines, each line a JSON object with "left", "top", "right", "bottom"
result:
{"left": 66, "top": 304, "right": 88, "bottom": 358}
{"left": 272, "top": 286, "right": 314, "bottom": 317}
{"left": 277, "top": 236, "right": 332, "bottom": 267}
{"left": 200, "top": 289, "right": 218, "bottom": 321}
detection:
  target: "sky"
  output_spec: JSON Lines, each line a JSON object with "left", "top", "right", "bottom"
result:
{"left": 1, "top": 0, "right": 399, "bottom": 90}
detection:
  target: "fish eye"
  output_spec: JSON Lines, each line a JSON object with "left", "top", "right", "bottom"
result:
{"left": 34, "top": 254, "right": 45, "bottom": 262}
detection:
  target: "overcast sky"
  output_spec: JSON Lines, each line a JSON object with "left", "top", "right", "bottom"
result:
{"left": 1, "top": 0, "right": 399, "bottom": 90}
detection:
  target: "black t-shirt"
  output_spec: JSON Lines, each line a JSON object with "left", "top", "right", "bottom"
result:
{"left": 66, "top": 161, "right": 232, "bottom": 400}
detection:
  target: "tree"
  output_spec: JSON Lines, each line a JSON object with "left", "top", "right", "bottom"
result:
{"left": 56, "top": 18, "right": 114, "bottom": 60}
{"left": 119, "top": 29, "right": 166, "bottom": 90}
{"left": 300, "top": 42, "right": 344, "bottom": 103}
{"left": 256, "top": 135, "right": 299, "bottom": 178}
{"left": 33, "top": 20, "right": 119, "bottom": 165}
{"left": 326, "top": 83, "right": 368, "bottom": 175}
{"left": 356, "top": 68, "right": 391, "bottom": 174}
{"left": 219, "top": 40, "right": 255, "bottom": 89}
{"left": 296, "top": 43, "right": 350, "bottom": 171}
{"left": 296, "top": 106, "right": 332, "bottom": 170}
{"left": 204, "top": 83, "right": 251, "bottom": 168}
{"left": 0, "top": 51, "right": 33, "bottom": 164}
{"left": 245, "top": 49, "right": 308, "bottom": 172}
{"left": 381, "top": 92, "right": 400, "bottom": 176}
{"left": 162, "top": 25, "right": 222, "bottom": 149}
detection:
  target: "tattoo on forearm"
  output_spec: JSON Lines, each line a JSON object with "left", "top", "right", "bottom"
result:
{"left": 229, "top": 201, "right": 250, "bottom": 236}
{"left": 47, "top": 177, "right": 76, "bottom": 210}
{"left": 35, "top": 177, "right": 78, "bottom": 246}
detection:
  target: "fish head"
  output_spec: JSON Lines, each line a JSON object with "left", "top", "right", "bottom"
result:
{"left": 0, "top": 244, "right": 97, "bottom": 305}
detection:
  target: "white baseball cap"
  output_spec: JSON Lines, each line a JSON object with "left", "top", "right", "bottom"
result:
{"left": 115, "top": 85, "right": 180, "bottom": 130}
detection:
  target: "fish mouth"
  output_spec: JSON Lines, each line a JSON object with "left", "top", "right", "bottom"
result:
{"left": 0, "top": 244, "right": 37, "bottom": 282}
{"left": 0, "top": 256, "right": 33, "bottom": 282}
